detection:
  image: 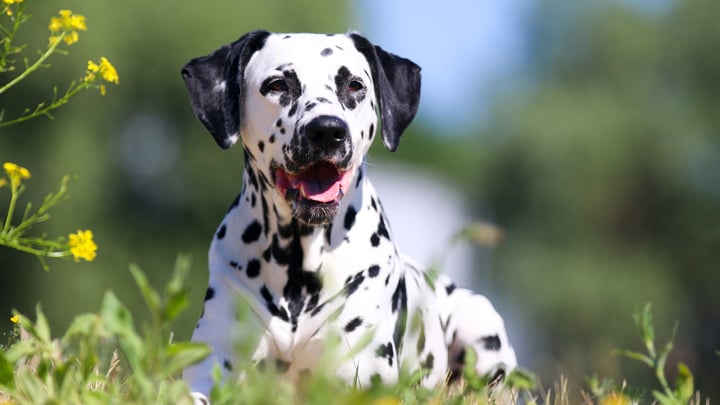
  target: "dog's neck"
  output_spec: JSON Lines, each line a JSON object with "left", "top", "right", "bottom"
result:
{"left": 218, "top": 160, "right": 397, "bottom": 302}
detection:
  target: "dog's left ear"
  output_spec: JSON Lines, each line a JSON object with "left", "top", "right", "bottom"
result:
{"left": 181, "top": 30, "right": 271, "bottom": 149}
{"left": 350, "top": 33, "right": 421, "bottom": 152}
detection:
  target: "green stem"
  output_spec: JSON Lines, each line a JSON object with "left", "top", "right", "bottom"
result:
{"left": 2, "top": 182, "right": 19, "bottom": 235}
{"left": 0, "top": 80, "right": 89, "bottom": 128}
{"left": 0, "top": 239, "right": 68, "bottom": 258}
{"left": 0, "top": 3, "right": 25, "bottom": 72}
{"left": 0, "top": 32, "right": 66, "bottom": 95}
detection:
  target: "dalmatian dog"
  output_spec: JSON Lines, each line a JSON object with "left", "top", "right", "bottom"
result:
{"left": 181, "top": 30, "right": 517, "bottom": 403}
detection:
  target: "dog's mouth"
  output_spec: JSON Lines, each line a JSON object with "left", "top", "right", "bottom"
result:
{"left": 275, "top": 161, "right": 353, "bottom": 204}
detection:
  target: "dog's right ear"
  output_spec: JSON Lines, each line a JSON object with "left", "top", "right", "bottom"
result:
{"left": 181, "top": 30, "right": 271, "bottom": 149}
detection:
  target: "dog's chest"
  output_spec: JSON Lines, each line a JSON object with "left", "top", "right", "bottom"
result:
{"left": 209, "top": 180, "right": 398, "bottom": 353}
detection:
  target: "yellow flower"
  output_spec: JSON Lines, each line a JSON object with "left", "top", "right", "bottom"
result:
{"left": 370, "top": 397, "right": 402, "bottom": 405}
{"left": 3, "top": 162, "right": 31, "bottom": 188}
{"left": 600, "top": 392, "right": 632, "bottom": 405}
{"left": 68, "top": 230, "right": 98, "bottom": 262}
{"left": 3, "top": 0, "right": 23, "bottom": 4}
{"left": 10, "top": 314, "right": 20, "bottom": 324}
{"left": 48, "top": 9, "right": 86, "bottom": 46}
{"left": 85, "top": 57, "right": 119, "bottom": 89}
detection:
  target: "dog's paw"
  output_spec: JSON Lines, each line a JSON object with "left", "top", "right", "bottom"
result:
{"left": 190, "top": 392, "right": 210, "bottom": 405}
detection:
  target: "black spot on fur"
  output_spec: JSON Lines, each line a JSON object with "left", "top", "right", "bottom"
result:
{"left": 321, "top": 47, "right": 333, "bottom": 56}
{"left": 261, "top": 196, "right": 270, "bottom": 236}
{"left": 422, "top": 353, "right": 435, "bottom": 370}
{"left": 334, "top": 66, "right": 365, "bottom": 110}
{"left": 370, "top": 196, "right": 378, "bottom": 211}
{"left": 276, "top": 118, "right": 283, "bottom": 127}
{"left": 310, "top": 302, "right": 325, "bottom": 316}
{"left": 445, "top": 283, "right": 456, "bottom": 295}
{"left": 204, "top": 287, "right": 215, "bottom": 302}
{"left": 391, "top": 277, "right": 408, "bottom": 352}
{"left": 375, "top": 342, "right": 394, "bottom": 367}
{"left": 305, "top": 292, "right": 319, "bottom": 313}
{"left": 260, "top": 285, "right": 289, "bottom": 322}
{"left": 271, "top": 234, "right": 289, "bottom": 265}
{"left": 369, "top": 123, "right": 375, "bottom": 140}
{"left": 269, "top": 134, "right": 276, "bottom": 143}
{"left": 216, "top": 224, "right": 226, "bottom": 239}
{"left": 377, "top": 216, "right": 390, "bottom": 240}
{"left": 288, "top": 102, "right": 298, "bottom": 117}
{"left": 344, "top": 205, "right": 357, "bottom": 230}
{"left": 276, "top": 359, "right": 291, "bottom": 373}
{"left": 242, "top": 220, "right": 263, "bottom": 244}
{"left": 228, "top": 193, "right": 241, "bottom": 212}
{"left": 456, "top": 348, "right": 467, "bottom": 367}
{"left": 299, "top": 224, "right": 315, "bottom": 236}
{"left": 305, "top": 101, "right": 316, "bottom": 111}
{"left": 229, "top": 261, "right": 239, "bottom": 269}
{"left": 370, "top": 233, "right": 380, "bottom": 247}
{"left": 262, "top": 246, "right": 272, "bottom": 262}
{"left": 324, "top": 223, "right": 333, "bottom": 245}
{"left": 344, "top": 317, "right": 363, "bottom": 332}
{"left": 345, "top": 271, "right": 365, "bottom": 296}
{"left": 391, "top": 277, "right": 406, "bottom": 313}
{"left": 281, "top": 220, "right": 323, "bottom": 331}
{"left": 258, "top": 140, "right": 265, "bottom": 152}
{"left": 316, "top": 97, "right": 331, "bottom": 104}
{"left": 246, "top": 162, "right": 259, "bottom": 191}
{"left": 368, "top": 264, "right": 380, "bottom": 277}
{"left": 246, "top": 259, "right": 261, "bottom": 278}
{"left": 355, "top": 167, "right": 363, "bottom": 188}
{"left": 481, "top": 335, "right": 502, "bottom": 351}
{"left": 251, "top": 193, "right": 257, "bottom": 207}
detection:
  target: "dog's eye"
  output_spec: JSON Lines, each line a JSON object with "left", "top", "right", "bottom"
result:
{"left": 348, "top": 80, "right": 364, "bottom": 92}
{"left": 265, "top": 78, "right": 288, "bottom": 93}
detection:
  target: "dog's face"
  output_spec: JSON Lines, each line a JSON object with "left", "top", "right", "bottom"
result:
{"left": 182, "top": 31, "right": 421, "bottom": 225}
{"left": 242, "top": 34, "right": 378, "bottom": 224}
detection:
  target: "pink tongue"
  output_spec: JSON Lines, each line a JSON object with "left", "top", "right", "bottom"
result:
{"left": 292, "top": 164, "right": 351, "bottom": 203}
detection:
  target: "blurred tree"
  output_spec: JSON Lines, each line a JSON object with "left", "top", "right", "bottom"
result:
{"left": 0, "top": 0, "right": 350, "bottom": 342}
{"left": 475, "top": 0, "right": 720, "bottom": 398}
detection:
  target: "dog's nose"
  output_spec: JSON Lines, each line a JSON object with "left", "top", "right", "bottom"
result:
{"left": 305, "top": 116, "right": 348, "bottom": 148}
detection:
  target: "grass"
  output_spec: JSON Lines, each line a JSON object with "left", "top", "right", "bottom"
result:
{"left": 0, "top": 255, "right": 710, "bottom": 405}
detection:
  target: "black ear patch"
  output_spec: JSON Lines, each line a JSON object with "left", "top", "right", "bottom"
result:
{"left": 181, "top": 30, "right": 271, "bottom": 149}
{"left": 350, "top": 33, "right": 421, "bottom": 152}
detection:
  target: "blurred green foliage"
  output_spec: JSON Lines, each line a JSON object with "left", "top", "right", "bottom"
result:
{"left": 0, "top": 0, "right": 718, "bottom": 401}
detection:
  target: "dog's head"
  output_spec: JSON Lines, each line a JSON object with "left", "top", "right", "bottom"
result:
{"left": 182, "top": 31, "right": 421, "bottom": 225}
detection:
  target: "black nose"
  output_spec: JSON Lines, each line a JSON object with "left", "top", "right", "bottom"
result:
{"left": 305, "top": 116, "right": 348, "bottom": 148}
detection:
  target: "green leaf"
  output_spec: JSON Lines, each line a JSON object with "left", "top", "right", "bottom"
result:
{"left": 129, "top": 264, "right": 160, "bottom": 315}
{"left": 504, "top": 368, "right": 537, "bottom": 390}
{"left": 674, "top": 362, "right": 694, "bottom": 403}
{"left": 652, "top": 390, "right": 679, "bottom": 405}
{"left": 100, "top": 291, "right": 144, "bottom": 368}
{"left": 0, "top": 351, "right": 15, "bottom": 388}
{"left": 22, "top": 304, "right": 52, "bottom": 344}
{"left": 635, "top": 303, "right": 656, "bottom": 358}
{"left": 612, "top": 349, "right": 654, "bottom": 368}
{"left": 62, "top": 313, "right": 102, "bottom": 342}
{"left": 164, "top": 342, "right": 212, "bottom": 377}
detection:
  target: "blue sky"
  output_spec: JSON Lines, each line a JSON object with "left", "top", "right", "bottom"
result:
{"left": 353, "top": 0, "right": 674, "bottom": 132}
{"left": 354, "top": 0, "right": 533, "bottom": 131}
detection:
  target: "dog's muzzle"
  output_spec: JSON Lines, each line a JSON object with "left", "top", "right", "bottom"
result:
{"left": 274, "top": 116, "right": 354, "bottom": 225}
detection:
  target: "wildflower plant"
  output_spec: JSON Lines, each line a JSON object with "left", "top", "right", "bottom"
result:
{"left": 0, "top": 162, "right": 97, "bottom": 270}
{"left": 0, "top": 4, "right": 119, "bottom": 127}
